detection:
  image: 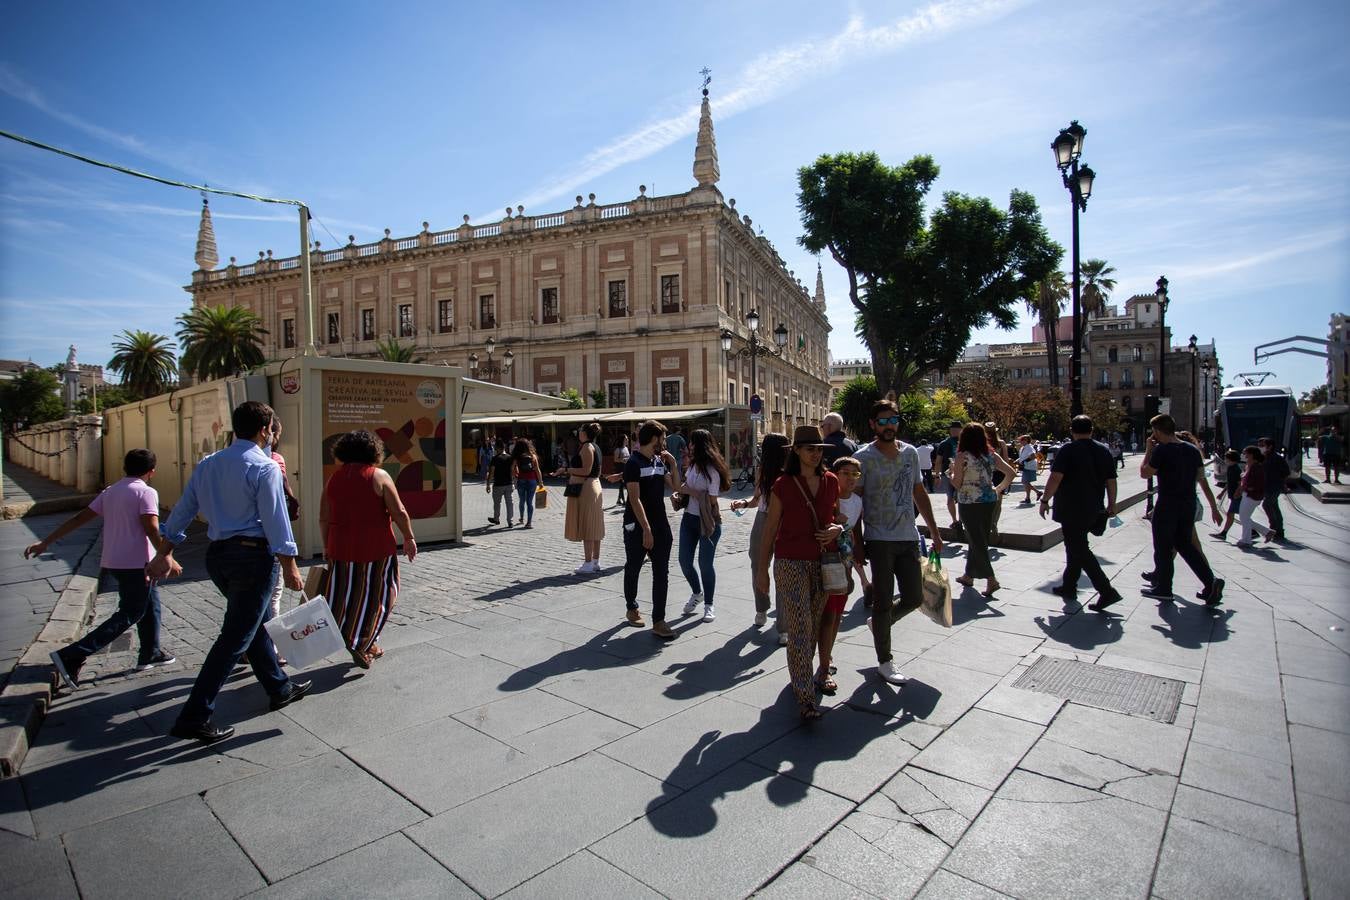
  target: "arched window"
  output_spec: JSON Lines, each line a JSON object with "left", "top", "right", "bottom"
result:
{"left": 1133, "top": 345, "right": 1142, "bottom": 361}
{"left": 1121, "top": 368, "right": 1134, "bottom": 387}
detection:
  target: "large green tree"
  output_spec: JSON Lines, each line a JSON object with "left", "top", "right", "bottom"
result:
{"left": 798, "top": 152, "right": 1062, "bottom": 395}
{"left": 176, "top": 305, "right": 267, "bottom": 382}
{"left": 107, "top": 330, "right": 177, "bottom": 397}
{"left": 1026, "top": 270, "right": 1068, "bottom": 386}
{"left": 0, "top": 368, "right": 65, "bottom": 433}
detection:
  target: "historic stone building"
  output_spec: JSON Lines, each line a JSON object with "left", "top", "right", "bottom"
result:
{"left": 185, "top": 90, "right": 833, "bottom": 434}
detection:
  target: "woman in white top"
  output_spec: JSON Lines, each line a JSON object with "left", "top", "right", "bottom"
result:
{"left": 676, "top": 429, "right": 731, "bottom": 622}
{"left": 730, "top": 432, "right": 791, "bottom": 637}
{"left": 1016, "top": 434, "right": 1042, "bottom": 504}
{"left": 612, "top": 435, "right": 632, "bottom": 507}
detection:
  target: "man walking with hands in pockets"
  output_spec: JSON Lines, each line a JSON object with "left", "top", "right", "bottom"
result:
{"left": 149, "top": 400, "right": 311, "bottom": 743}
{"left": 855, "top": 399, "right": 943, "bottom": 685}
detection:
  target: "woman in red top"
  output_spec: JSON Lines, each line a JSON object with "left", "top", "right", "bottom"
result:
{"left": 755, "top": 425, "right": 844, "bottom": 722}
{"left": 1236, "top": 445, "right": 1272, "bottom": 547}
{"left": 319, "top": 430, "right": 418, "bottom": 668}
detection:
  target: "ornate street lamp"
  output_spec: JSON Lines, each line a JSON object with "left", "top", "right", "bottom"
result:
{"left": 722, "top": 309, "right": 788, "bottom": 478}
{"left": 1188, "top": 334, "right": 1198, "bottom": 434}
{"left": 1201, "top": 359, "right": 1213, "bottom": 439}
{"left": 469, "top": 337, "right": 513, "bottom": 383}
{"left": 1156, "top": 276, "right": 1170, "bottom": 403}
{"left": 1052, "top": 119, "right": 1096, "bottom": 416}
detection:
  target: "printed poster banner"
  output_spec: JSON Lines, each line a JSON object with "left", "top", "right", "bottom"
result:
{"left": 321, "top": 370, "right": 448, "bottom": 520}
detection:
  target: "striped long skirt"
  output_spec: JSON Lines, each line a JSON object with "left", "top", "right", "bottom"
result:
{"left": 774, "top": 558, "right": 827, "bottom": 713}
{"left": 323, "top": 555, "right": 400, "bottom": 655}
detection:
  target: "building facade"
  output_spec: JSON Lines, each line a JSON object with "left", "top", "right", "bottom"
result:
{"left": 185, "top": 92, "right": 832, "bottom": 435}
{"left": 828, "top": 357, "right": 872, "bottom": 405}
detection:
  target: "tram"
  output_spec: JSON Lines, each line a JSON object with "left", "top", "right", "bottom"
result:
{"left": 1216, "top": 385, "right": 1301, "bottom": 473}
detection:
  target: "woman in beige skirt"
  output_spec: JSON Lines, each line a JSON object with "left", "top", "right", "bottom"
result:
{"left": 556, "top": 421, "right": 605, "bottom": 574}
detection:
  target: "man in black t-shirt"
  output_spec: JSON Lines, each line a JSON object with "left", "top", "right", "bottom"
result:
{"left": 1040, "top": 416, "right": 1122, "bottom": 611}
{"left": 1258, "top": 437, "right": 1289, "bottom": 541}
{"left": 486, "top": 440, "right": 515, "bottom": 526}
{"left": 623, "top": 420, "right": 681, "bottom": 638}
{"left": 1139, "top": 415, "right": 1224, "bottom": 605}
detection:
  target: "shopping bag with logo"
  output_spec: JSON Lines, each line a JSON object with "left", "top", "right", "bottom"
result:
{"left": 920, "top": 551, "right": 954, "bottom": 628}
{"left": 263, "top": 595, "right": 346, "bottom": 669}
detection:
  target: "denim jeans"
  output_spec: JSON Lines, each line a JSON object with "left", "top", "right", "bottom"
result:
{"left": 678, "top": 512, "right": 721, "bottom": 605}
{"left": 516, "top": 479, "right": 537, "bottom": 524}
{"left": 68, "top": 568, "right": 163, "bottom": 664}
{"left": 176, "top": 541, "right": 289, "bottom": 726}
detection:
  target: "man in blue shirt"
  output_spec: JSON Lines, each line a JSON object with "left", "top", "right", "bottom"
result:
{"left": 149, "top": 401, "right": 310, "bottom": 743}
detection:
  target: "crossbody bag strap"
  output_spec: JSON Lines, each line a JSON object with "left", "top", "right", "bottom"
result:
{"left": 791, "top": 475, "right": 823, "bottom": 532}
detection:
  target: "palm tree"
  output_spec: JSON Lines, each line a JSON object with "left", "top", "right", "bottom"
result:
{"left": 1026, "top": 271, "right": 1068, "bottom": 386}
{"left": 373, "top": 338, "right": 423, "bottom": 363}
{"left": 107, "top": 330, "right": 176, "bottom": 398}
{"left": 176, "top": 305, "right": 267, "bottom": 382}
{"left": 1079, "top": 259, "right": 1117, "bottom": 321}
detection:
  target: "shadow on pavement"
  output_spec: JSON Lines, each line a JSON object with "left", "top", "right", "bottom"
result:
{"left": 660, "top": 630, "right": 779, "bottom": 699}
{"left": 1152, "top": 601, "right": 1234, "bottom": 649}
{"left": 1034, "top": 609, "right": 1123, "bottom": 651}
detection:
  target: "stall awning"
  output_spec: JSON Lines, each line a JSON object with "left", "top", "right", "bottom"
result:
{"left": 462, "top": 406, "right": 726, "bottom": 426}
{"left": 460, "top": 379, "right": 569, "bottom": 415}
{"left": 602, "top": 407, "right": 724, "bottom": 422}
{"left": 1308, "top": 404, "right": 1350, "bottom": 417}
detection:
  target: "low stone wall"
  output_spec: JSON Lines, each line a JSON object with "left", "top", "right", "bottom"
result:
{"left": 5, "top": 416, "right": 103, "bottom": 494}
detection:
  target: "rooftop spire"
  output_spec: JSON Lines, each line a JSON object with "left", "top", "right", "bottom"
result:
{"left": 194, "top": 197, "right": 219, "bottom": 271}
{"left": 693, "top": 70, "right": 720, "bottom": 187}
{"left": 814, "top": 260, "right": 826, "bottom": 309}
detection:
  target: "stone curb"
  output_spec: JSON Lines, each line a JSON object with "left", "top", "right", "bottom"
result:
{"left": 919, "top": 484, "right": 1152, "bottom": 552}
{"left": 1, "top": 493, "right": 98, "bottom": 520}
{"left": 0, "top": 574, "right": 96, "bottom": 778}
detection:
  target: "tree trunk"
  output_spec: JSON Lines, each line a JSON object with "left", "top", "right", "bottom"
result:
{"left": 1047, "top": 316, "right": 1059, "bottom": 387}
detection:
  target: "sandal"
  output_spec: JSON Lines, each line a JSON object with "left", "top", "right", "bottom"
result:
{"left": 350, "top": 649, "right": 372, "bottom": 670}
{"left": 800, "top": 707, "right": 824, "bottom": 722}
{"left": 814, "top": 675, "right": 838, "bottom": 695}
{"left": 369, "top": 646, "right": 384, "bottom": 659}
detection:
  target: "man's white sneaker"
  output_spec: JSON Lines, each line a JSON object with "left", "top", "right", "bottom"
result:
{"left": 683, "top": 594, "right": 703, "bottom": 615}
{"left": 877, "top": 660, "right": 909, "bottom": 685}
{"left": 754, "top": 611, "right": 768, "bottom": 627}
{"left": 702, "top": 605, "right": 716, "bottom": 622}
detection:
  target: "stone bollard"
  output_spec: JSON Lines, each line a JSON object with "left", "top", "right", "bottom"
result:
{"left": 76, "top": 415, "right": 103, "bottom": 493}
{"left": 60, "top": 420, "right": 77, "bottom": 487}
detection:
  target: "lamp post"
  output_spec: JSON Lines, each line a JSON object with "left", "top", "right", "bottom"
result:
{"left": 1188, "top": 334, "right": 1198, "bottom": 435}
{"left": 1052, "top": 121, "right": 1096, "bottom": 416}
{"left": 1201, "top": 359, "right": 1213, "bottom": 441}
{"left": 721, "top": 310, "right": 788, "bottom": 473}
{"left": 468, "top": 336, "right": 514, "bottom": 384}
{"left": 1156, "top": 276, "right": 1169, "bottom": 405}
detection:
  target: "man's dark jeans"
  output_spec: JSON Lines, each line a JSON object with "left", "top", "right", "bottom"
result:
{"left": 864, "top": 540, "right": 922, "bottom": 664}
{"left": 623, "top": 523, "right": 672, "bottom": 621}
{"left": 1059, "top": 522, "right": 1113, "bottom": 597}
{"left": 1261, "top": 492, "right": 1285, "bottom": 537}
{"left": 1150, "top": 500, "right": 1215, "bottom": 594}
{"left": 176, "top": 541, "right": 288, "bottom": 726}
{"left": 68, "top": 569, "right": 163, "bottom": 664}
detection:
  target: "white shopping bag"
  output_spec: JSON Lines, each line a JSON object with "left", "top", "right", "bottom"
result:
{"left": 263, "top": 595, "right": 346, "bottom": 669}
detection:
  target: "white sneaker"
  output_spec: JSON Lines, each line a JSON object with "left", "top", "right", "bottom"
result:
{"left": 574, "top": 561, "right": 593, "bottom": 575}
{"left": 683, "top": 594, "right": 703, "bottom": 615}
{"left": 777, "top": 630, "right": 789, "bottom": 646}
{"left": 877, "top": 660, "right": 909, "bottom": 685}
{"left": 702, "top": 604, "right": 716, "bottom": 622}
{"left": 754, "top": 611, "right": 768, "bottom": 627}
{"left": 585, "top": 560, "right": 601, "bottom": 573}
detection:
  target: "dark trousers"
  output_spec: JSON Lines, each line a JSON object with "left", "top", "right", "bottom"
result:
{"left": 623, "top": 524, "right": 672, "bottom": 621}
{"left": 1261, "top": 493, "right": 1284, "bottom": 537}
{"left": 1059, "top": 522, "right": 1113, "bottom": 596}
{"left": 1150, "top": 501, "right": 1215, "bottom": 594}
{"left": 177, "top": 541, "right": 289, "bottom": 726}
{"left": 864, "top": 540, "right": 922, "bottom": 664}
{"left": 68, "top": 568, "right": 163, "bottom": 664}
{"left": 958, "top": 502, "right": 996, "bottom": 578}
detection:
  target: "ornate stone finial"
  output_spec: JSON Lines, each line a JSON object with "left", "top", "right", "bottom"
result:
{"left": 639, "top": 184, "right": 647, "bottom": 196}
{"left": 229, "top": 256, "right": 236, "bottom": 265}
{"left": 259, "top": 251, "right": 266, "bottom": 259}
{"left": 463, "top": 214, "right": 471, "bottom": 224}
{"left": 517, "top": 205, "right": 525, "bottom": 216}
{"left": 693, "top": 71, "right": 720, "bottom": 187}
{"left": 588, "top": 193, "right": 596, "bottom": 205}
{"left": 422, "top": 221, "right": 430, "bottom": 232}
{"left": 384, "top": 228, "right": 391, "bottom": 237}
{"left": 194, "top": 197, "right": 219, "bottom": 271}
{"left": 575, "top": 195, "right": 584, "bottom": 206}
{"left": 348, "top": 234, "right": 356, "bottom": 245}
{"left": 728, "top": 198, "right": 736, "bottom": 209}
{"left": 266, "top": 249, "right": 273, "bottom": 258}
{"left": 505, "top": 207, "right": 513, "bottom": 219}
{"left": 814, "top": 259, "right": 826, "bottom": 308}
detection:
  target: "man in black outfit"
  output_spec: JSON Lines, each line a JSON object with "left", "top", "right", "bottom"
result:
{"left": 1039, "top": 416, "right": 1123, "bottom": 611}
{"left": 622, "top": 420, "right": 681, "bottom": 639}
{"left": 1257, "top": 437, "right": 1289, "bottom": 541}
{"left": 1139, "top": 414, "right": 1225, "bottom": 606}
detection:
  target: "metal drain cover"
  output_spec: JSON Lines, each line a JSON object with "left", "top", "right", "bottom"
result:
{"left": 1013, "top": 656, "right": 1185, "bottom": 723}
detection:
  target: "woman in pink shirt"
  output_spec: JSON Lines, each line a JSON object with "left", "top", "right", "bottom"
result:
{"left": 25, "top": 449, "right": 181, "bottom": 689}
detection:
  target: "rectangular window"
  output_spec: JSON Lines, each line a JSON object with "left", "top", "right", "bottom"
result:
{"left": 398, "top": 304, "right": 414, "bottom": 338}
{"left": 607, "top": 382, "right": 628, "bottom": 408}
{"left": 728, "top": 380, "right": 737, "bottom": 402}
{"left": 361, "top": 308, "right": 375, "bottom": 341}
{"left": 659, "top": 379, "right": 681, "bottom": 406}
{"left": 1121, "top": 369, "right": 1134, "bottom": 387}
{"left": 743, "top": 385, "right": 750, "bottom": 405}
{"left": 725, "top": 279, "right": 732, "bottom": 310}
{"left": 1145, "top": 368, "right": 1155, "bottom": 386}
{"left": 479, "top": 294, "right": 495, "bottom": 329}
{"left": 608, "top": 280, "right": 627, "bottom": 318}
{"left": 540, "top": 287, "right": 559, "bottom": 324}
{"left": 326, "top": 311, "right": 340, "bottom": 345}
{"left": 282, "top": 318, "right": 296, "bottom": 349}
{"left": 438, "top": 299, "right": 454, "bottom": 333}
{"left": 739, "top": 290, "right": 747, "bottom": 318}
{"left": 660, "top": 274, "right": 680, "bottom": 313}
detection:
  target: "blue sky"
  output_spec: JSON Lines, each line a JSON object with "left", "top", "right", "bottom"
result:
{"left": 2, "top": 0, "right": 1346, "bottom": 397}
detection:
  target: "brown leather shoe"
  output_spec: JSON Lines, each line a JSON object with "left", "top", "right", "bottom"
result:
{"left": 626, "top": 608, "right": 645, "bottom": 627}
{"left": 651, "top": 621, "right": 676, "bottom": 640}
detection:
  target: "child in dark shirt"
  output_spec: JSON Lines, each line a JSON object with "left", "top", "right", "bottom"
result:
{"left": 1212, "top": 449, "right": 1242, "bottom": 540}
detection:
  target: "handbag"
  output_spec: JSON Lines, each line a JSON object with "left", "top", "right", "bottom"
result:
{"left": 790, "top": 476, "right": 848, "bottom": 594}
{"left": 563, "top": 482, "right": 582, "bottom": 498}
{"left": 920, "top": 551, "right": 954, "bottom": 628}
{"left": 263, "top": 594, "right": 346, "bottom": 669}
{"left": 670, "top": 492, "right": 688, "bottom": 511}
{"left": 535, "top": 485, "right": 549, "bottom": 509}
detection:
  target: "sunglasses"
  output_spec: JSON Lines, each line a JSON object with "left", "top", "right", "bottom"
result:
{"left": 875, "top": 416, "right": 900, "bottom": 426}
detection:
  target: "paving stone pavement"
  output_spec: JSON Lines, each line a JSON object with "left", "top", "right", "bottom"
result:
{"left": 2, "top": 477, "right": 1347, "bottom": 899}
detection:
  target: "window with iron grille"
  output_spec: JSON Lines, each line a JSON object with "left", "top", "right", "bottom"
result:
{"left": 361, "top": 308, "right": 375, "bottom": 341}
{"left": 326, "top": 312, "right": 340, "bottom": 344}
{"left": 541, "top": 287, "right": 559, "bottom": 324}
{"left": 282, "top": 318, "right": 296, "bottom": 349}
{"left": 607, "top": 382, "right": 628, "bottom": 408}
{"left": 438, "top": 299, "right": 454, "bottom": 333}
{"left": 398, "top": 304, "right": 414, "bottom": 338}
{"left": 660, "top": 274, "right": 680, "bottom": 313}
{"left": 660, "top": 380, "right": 681, "bottom": 406}
{"left": 479, "top": 294, "right": 495, "bottom": 329}
{"left": 608, "top": 280, "right": 627, "bottom": 318}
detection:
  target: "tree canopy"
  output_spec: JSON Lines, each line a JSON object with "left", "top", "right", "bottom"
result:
{"left": 798, "top": 152, "right": 1062, "bottom": 395}
{"left": 373, "top": 338, "right": 423, "bottom": 363}
{"left": 176, "top": 305, "right": 267, "bottom": 382}
{"left": 0, "top": 368, "right": 65, "bottom": 433}
{"left": 107, "top": 329, "right": 177, "bottom": 398}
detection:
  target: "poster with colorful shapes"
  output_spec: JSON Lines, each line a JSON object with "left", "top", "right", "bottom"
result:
{"left": 321, "top": 370, "right": 448, "bottom": 519}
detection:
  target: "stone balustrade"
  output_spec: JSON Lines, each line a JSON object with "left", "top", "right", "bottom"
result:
{"left": 5, "top": 415, "right": 104, "bottom": 493}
